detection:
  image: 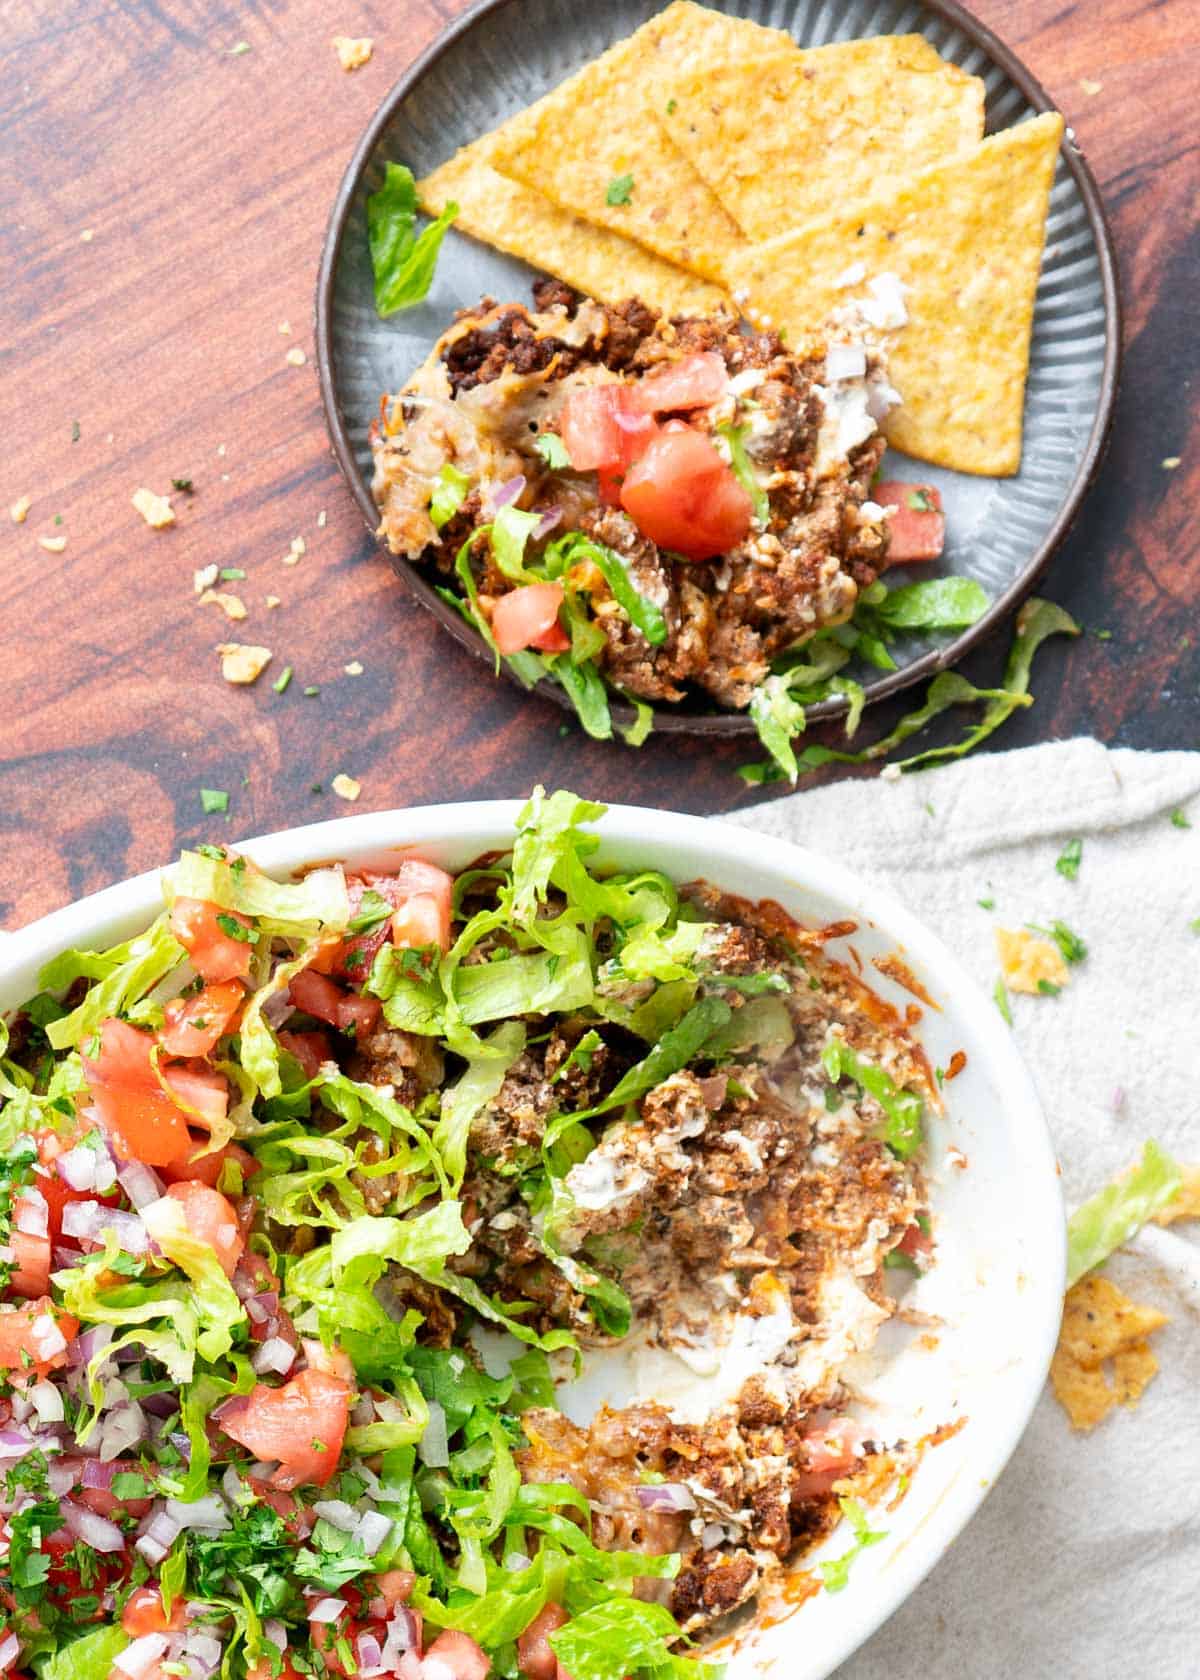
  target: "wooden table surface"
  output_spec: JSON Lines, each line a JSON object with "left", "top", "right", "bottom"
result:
{"left": 2, "top": 0, "right": 1196, "bottom": 929}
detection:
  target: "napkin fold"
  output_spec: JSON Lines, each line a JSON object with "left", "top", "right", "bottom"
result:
{"left": 735, "top": 739, "right": 1200, "bottom": 1680}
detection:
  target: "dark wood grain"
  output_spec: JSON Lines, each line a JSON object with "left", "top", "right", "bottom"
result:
{"left": 1, "top": 0, "right": 1196, "bottom": 928}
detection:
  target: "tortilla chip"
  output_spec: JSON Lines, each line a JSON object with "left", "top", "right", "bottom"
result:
{"left": 1153, "top": 1162, "right": 1200, "bottom": 1225}
{"left": 487, "top": 1, "right": 791, "bottom": 280}
{"left": 994, "top": 926, "right": 1070, "bottom": 995}
{"left": 417, "top": 141, "right": 727, "bottom": 318}
{"left": 659, "top": 35, "right": 984, "bottom": 241}
{"left": 1051, "top": 1275, "right": 1169, "bottom": 1432}
{"left": 726, "top": 112, "right": 1065, "bottom": 475}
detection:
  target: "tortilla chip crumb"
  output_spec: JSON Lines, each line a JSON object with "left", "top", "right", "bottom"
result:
{"left": 10, "top": 495, "right": 31, "bottom": 524}
{"left": 1051, "top": 1275, "right": 1169, "bottom": 1431}
{"left": 994, "top": 926, "right": 1069, "bottom": 994}
{"left": 1153, "top": 1162, "right": 1200, "bottom": 1226}
{"left": 38, "top": 534, "right": 67, "bottom": 553}
{"left": 331, "top": 773, "right": 361, "bottom": 802}
{"left": 217, "top": 643, "right": 272, "bottom": 685}
{"left": 1162, "top": 456, "right": 1180, "bottom": 470}
{"left": 317, "top": 510, "right": 328, "bottom": 529}
{"left": 194, "top": 564, "right": 219, "bottom": 594}
{"left": 199, "top": 589, "right": 248, "bottom": 622}
{"left": 278, "top": 321, "right": 292, "bottom": 335}
{"left": 80, "top": 229, "right": 94, "bottom": 243}
{"left": 285, "top": 347, "right": 308, "bottom": 367}
{"left": 344, "top": 660, "right": 364, "bottom": 676}
{"left": 1079, "top": 77, "right": 1103, "bottom": 95}
{"left": 132, "top": 487, "right": 175, "bottom": 529}
{"left": 282, "top": 537, "right": 306, "bottom": 566}
{"left": 265, "top": 594, "right": 281, "bottom": 609}
{"left": 333, "top": 35, "right": 373, "bottom": 71}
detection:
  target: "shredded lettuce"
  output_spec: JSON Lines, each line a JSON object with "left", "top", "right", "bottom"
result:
{"left": 171, "top": 850, "right": 349, "bottom": 939}
{"left": 550, "top": 1599, "right": 722, "bottom": 1680}
{"left": 1066, "top": 1140, "right": 1182, "bottom": 1287}
{"left": 430, "top": 463, "right": 471, "bottom": 530}
{"left": 874, "top": 577, "right": 989, "bottom": 630}
{"left": 367, "top": 161, "right": 458, "bottom": 316}
{"left": 43, "top": 916, "right": 187, "bottom": 1050}
{"left": 546, "top": 532, "right": 667, "bottom": 647}
{"left": 822, "top": 1039, "right": 924, "bottom": 1158}
{"left": 41, "top": 1622, "right": 130, "bottom": 1680}
{"left": 716, "top": 421, "right": 769, "bottom": 525}
{"left": 435, "top": 1021, "right": 526, "bottom": 1189}
{"left": 818, "top": 1496, "right": 887, "bottom": 1592}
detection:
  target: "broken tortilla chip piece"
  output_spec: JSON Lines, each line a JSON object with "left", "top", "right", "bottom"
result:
{"left": 486, "top": 0, "right": 790, "bottom": 280}
{"left": 1051, "top": 1274, "right": 1169, "bottom": 1432}
{"left": 725, "top": 111, "right": 1064, "bottom": 475}
{"left": 1152, "top": 1162, "right": 1200, "bottom": 1225}
{"left": 417, "top": 142, "right": 727, "bottom": 318}
{"left": 994, "top": 925, "right": 1070, "bottom": 995}
{"left": 659, "top": 34, "right": 984, "bottom": 242}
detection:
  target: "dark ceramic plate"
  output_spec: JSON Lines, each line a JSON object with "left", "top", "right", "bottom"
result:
{"left": 316, "top": 0, "right": 1120, "bottom": 737}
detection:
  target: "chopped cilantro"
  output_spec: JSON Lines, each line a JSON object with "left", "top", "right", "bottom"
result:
{"left": 665, "top": 97, "right": 677, "bottom": 114}
{"left": 215, "top": 912, "right": 258, "bottom": 944}
{"left": 172, "top": 477, "right": 194, "bottom": 492}
{"left": 906, "top": 488, "right": 934, "bottom": 511}
{"left": 819, "top": 1496, "right": 887, "bottom": 1591}
{"left": 303, "top": 685, "right": 320, "bottom": 697}
{"left": 219, "top": 567, "right": 246, "bottom": 581}
{"left": 994, "top": 977, "right": 1013, "bottom": 1025}
{"left": 977, "top": 896, "right": 995, "bottom": 910}
{"left": 1037, "top": 979, "right": 1061, "bottom": 996}
{"left": 1055, "top": 838, "right": 1083, "bottom": 881}
{"left": 1170, "top": 807, "right": 1191, "bottom": 829}
{"left": 347, "top": 889, "right": 393, "bottom": 936}
{"left": 200, "top": 788, "right": 229, "bottom": 814}
{"left": 273, "top": 665, "right": 294, "bottom": 694}
{"left": 1027, "top": 919, "right": 1087, "bottom": 965}
{"left": 228, "top": 40, "right": 251, "bottom": 54}
{"left": 70, "top": 419, "right": 81, "bottom": 443}
{"left": 606, "top": 173, "right": 634, "bottom": 206}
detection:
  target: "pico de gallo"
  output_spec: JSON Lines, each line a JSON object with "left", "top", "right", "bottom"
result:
{"left": 0, "top": 791, "right": 937, "bottom": 1680}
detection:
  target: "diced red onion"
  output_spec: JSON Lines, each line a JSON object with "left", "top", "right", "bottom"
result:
{"left": 97, "top": 1401, "right": 148, "bottom": 1462}
{"left": 72, "top": 1323, "right": 115, "bottom": 1367}
{"left": 243, "top": 1290, "right": 279, "bottom": 1325}
{"left": 15, "top": 1188, "right": 49, "bottom": 1236}
{"left": 351, "top": 1393, "right": 375, "bottom": 1427}
{"left": 54, "top": 1244, "right": 84, "bottom": 1269}
{"left": 182, "top": 1631, "right": 222, "bottom": 1675}
{"left": 62, "top": 1202, "right": 151, "bottom": 1253}
{"left": 263, "top": 1621, "right": 288, "bottom": 1653}
{"left": 0, "top": 1633, "right": 21, "bottom": 1673}
{"left": 355, "top": 1632, "right": 384, "bottom": 1676}
{"left": 114, "top": 1633, "right": 171, "bottom": 1678}
{"left": 251, "top": 1336, "right": 295, "bottom": 1377}
{"left": 1110, "top": 1086, "right": 1126, "bottom": 1114}
{"left": 81, "top": 1458, "right": 122, "bottom": 1490}
{"left": 312, "top": 1498, "right": 359, "bottom": 1532}
{"left": 381, "top": 1610, "right": 420, "bottom": 1663}
{"left": 307, "top": 1597, "right": 348, "bottom": 1624}
{"left": 261, "top": 987, "right": 294, "bottom": 1029}
{"left": 354, "top": 1509, "right": 393, "bottom": 1555}
{"left": 28, "top": 1380, "right": 65, "bottom": 1425}
{"left": 165, "top": 1494, "right": 230, "bottom": 1532}
{"left": 62, "top": 1496, "right": 125, "bottom": 1553}
{"left": 48, "top": 1458, "right": 77, "bottom": 1497}
{"left": 168, "top": 1431, "right": 192, "bottom": 1463}
{"left": 483, "top": 474, "right": 525, "bottom": 514}
{"left": 533, "top": 506, "right": 562, "bottom": 539}
{"left": 417, "top": 1399, "right": 448, "bottom": 1468}
{"left": 0, "top": 1427, "right": 37, "bottom": 1454}
{"left": 636, "top": 1482, "right": 697, "bottom": 1513}
{"left": 117, "top": 1161, "right": 164, "bottom": 1209}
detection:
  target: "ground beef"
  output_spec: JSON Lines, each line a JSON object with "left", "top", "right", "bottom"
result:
{"left": 348, "top": 1024, "right": 443, "bottom": 1108}
{"left": 442, "top": 304, "right": 581, "bottom": 395}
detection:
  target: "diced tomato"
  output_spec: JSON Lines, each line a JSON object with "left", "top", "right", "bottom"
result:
{"left": 70, "top": 1457, "right": 154, "bottom": 1521}
{"left": 121, "top": 1586, "right": 189, "bottom": 1636}
{"left": 302, "top": 1338, "right": 355, "bottom": 1384}
{"left": 632, "top": 351, "right": 727, "bottom": 415}
{"left": 160, "top": 1181, "right": 245, "bottom": 1276}
{"left": 158, "top": 1065, "right": 230, "bottom": 1131}
{"left": 318, "top": 878, "right": 399, "bottom": 981}
{"left": 246, "top": 1476, "right": 314, "bottom": 1541}
{"left": 288, "top": 969, "right": 381, "bottom": 1037}
{"left": 874, "top": 482, "right": 945, "bottom": 563}
{"left": 620, "top": 427, "right": 753, "bottom": 561}
{"left": 219, "top": 1367, "right": 352, "bottom": 1488}
{"left": 81, "top": 1019, "right": 192, "bottom": 1167}
{"left": 559, "top": 383, "right": 657, "bottom": 475}
{"left": 897, "top": 1219, "right": 933, "bottom": 1260}
{"left": 802, "top": 1416, "right": 868, "bottom": 1476}
{"left": 420, "top": 1631, "right": 491, "bottom": 1680}
{"left": 517, "top": 1602, "right": 569, "bottom": 1680}
{"left": 0, "top": 1298, "right": 78, "bottom": 1377}
{"left": 8, "top": 1229, "right": 51, "bottom": 1299}
{"left": 33, "top": 1129, "right": 120, "bottom": 1243}
{"left": 374, "top": 1569, "right": 416, "bottom": 1608}
{"left": 40, "top": 1529, "right": 124, "bottom": 1611}
{"left": 393, "top": 862, "right": 454, "bottom": 953}
{"left": 492, "top": 583, "right": 569, "bottom": 656}
{"left": 278, "top": 1029, "right": 333, "bottom": 1081}
{"left": 170, "top": 897, "right": 255, "bottom": 983}
{"left": 247, "top": 1663, "right": 307, "bottom": 1680}
{"left": 161, "top": 1137, "right": 257, "bottom": 1190}
{"left": 160, "top": 981, "right": 245, "bottom": 1058}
